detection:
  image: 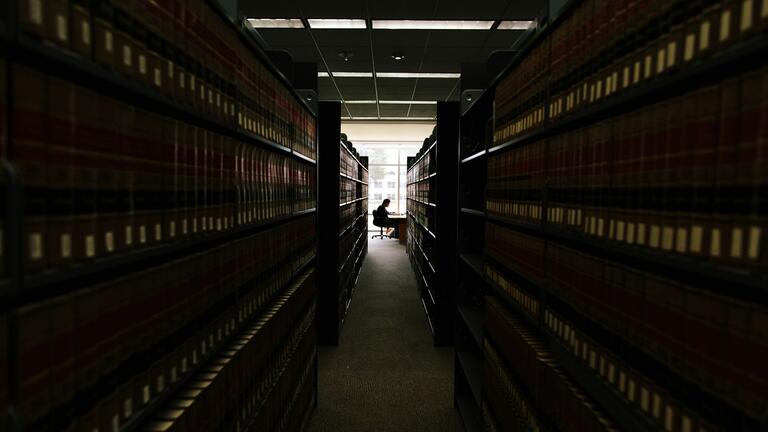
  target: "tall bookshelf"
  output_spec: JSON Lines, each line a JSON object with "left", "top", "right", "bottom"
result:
{"left": 460, "top": 1, "right": 768, "bottom": 431}
{"left": 406, "top": 101, "right": 460, "bottom": 346}
{"left": 453, "top": 90, "right": 493, "bottom": 432}
{"left": 317, "top": 102, "right": 369, "bottom": 345}
{"left": 0, "top": 1, "right": 319, "bottom": 431}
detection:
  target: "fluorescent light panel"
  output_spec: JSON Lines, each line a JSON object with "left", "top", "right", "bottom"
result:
{"left": 344, "top": 100, "right": 437, "bottom": 105}
{"left": 247, "top": 18, "right": 304, "bottom": 28}
{"left": 498, "top": 20, "right": 535, "bottom": 30}
{"left": 372, "top": 20, "right": 494, "bottom": 30}
{"left": 318, "top": 72, "right": 373, "bottom": 78}
{"left": 308, "top": 19, "right": 367, "bottom": 29}
{"left": 342, "top": 117, "right": 435, "bottom": 120}
{"left": 319, "top": 72, "right": 459, "bottom": 79}
{"left": 377, "top": 72, "right": 460, "bottom": 79}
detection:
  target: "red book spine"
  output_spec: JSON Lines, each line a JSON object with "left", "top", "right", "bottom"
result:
{"left": 14, "top": 66, "right": 49, "bottom": 272}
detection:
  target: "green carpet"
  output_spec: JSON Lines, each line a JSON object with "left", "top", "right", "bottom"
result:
{"left": 308, "top": 238, "right": 459, "bottom": 432}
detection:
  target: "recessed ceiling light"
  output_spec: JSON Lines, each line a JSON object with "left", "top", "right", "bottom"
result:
{"left": 338, "top": 51, "right": 354, "bottom": 62}
{"left": 372, "top": 20, "right": 494, "bottom": 30}
{"left": 318, "top": 72, "right": 374, "bottom": 78}
{"left": 497, "top": 20, "right": 535, "bottom": 30}
{"left": 391, "top": 51, "right": 406, "bottom": 61}
{"left": 247, "top": 18, "right": 304, "bottom": 28}
{"left": 377, "top": 72, "right": 460, "bottom": 79}
{"left": 308, "top": 19, "right": 367, "bottom": 29}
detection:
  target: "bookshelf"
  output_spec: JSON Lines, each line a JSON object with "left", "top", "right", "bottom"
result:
{"left": 1, "top": 1, "right": 319, "bottom": 431}
{"left": 453, "top": 89, "right": 492, "bottom": 432}
{"left": 317, "top": 102, "right": 369, "bottom": 345}
{"left": 461, "top": 0, "right": 768, "bottom": 431}
{"left": 406, "top": 101, "right": 460, "bottom": 346}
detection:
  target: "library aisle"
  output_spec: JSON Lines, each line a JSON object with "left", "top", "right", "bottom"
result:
{"left": 308, "top": 239, "right": 457, "bottom": 432}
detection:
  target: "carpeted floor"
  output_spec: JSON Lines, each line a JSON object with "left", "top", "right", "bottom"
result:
{"left": 308, "top": 237, "right": 459, "bottom": 432}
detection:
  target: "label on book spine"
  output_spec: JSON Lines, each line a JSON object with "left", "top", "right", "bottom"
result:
{"left": 30, "top": 0, "right": 43, "bottom": 25}
{"left": 56, "top": 15, "right": 68, "bottom": 42}
{"left": 82, "top": 21, "right": 90, "bottom": 45}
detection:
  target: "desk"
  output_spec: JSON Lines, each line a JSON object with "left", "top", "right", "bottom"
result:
{"left": 388, "top": 215, "right": 407, "bottom": 245}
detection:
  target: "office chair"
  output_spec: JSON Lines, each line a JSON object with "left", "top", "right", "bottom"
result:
{"left": 371, "top": 215, "right": 393, "bottom": 239}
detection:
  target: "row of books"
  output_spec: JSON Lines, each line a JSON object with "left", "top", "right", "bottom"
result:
{"left": 406, "top": 179, "right": 435, "bottom": 205}
{"left": 407, "top": 200, "right": 435, "bottom": 235}
{"left": 494, "top": 0, "right": 768, "bottom": 145}
{"left": 14, "top": 215, "right": 315, "bottom": 430}
{"left": 554, "top": 0, "right": 767, "bottom": 86}
{"left": 550, "top": 0, "right": 767, "bottom": 122}
{"left": 482, "top": 337, "right": 544, "bottom": 432}
{"left": 485, "top": 297, "right": 618, "bottom": 431}
{"left": 143, "top": 269, "right": 317, "bottom": 432}
{"left": 339, "top": 178, "right": 359, "bottom": 205}
{"left": 406, "top": 151, "right": 435, "bottom": 184}
{"left": 339, "top": 204, "right": 360, "bottom": 236}
{"left": 9, "top": 67, "right": 316, "bottom": 274}
{"left": 493, "top": 39, "right": 548, "bottom": 142}
{"left": 18, "top": 0, "right": 317, "bottom": 159}
{"left": 488, "top": 65, "right": 768, "bottom": 269}
{"left": 485, "top": 221, "right": 767, "bottom": 425}
{"left": 339, "top": 140, "right": 364, "bottom": 180}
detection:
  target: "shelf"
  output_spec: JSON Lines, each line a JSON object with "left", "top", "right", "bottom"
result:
{"left": 461, "top": 150, "right": 486, "bottom": 164}
{"left": 455, "top": 393, "right": 482, "bottom": 432}
{"left": 459, "top": 208, "right": 485, "bottom": 218}
{"left": 479, "top": 0, "right": 584, "bottom": 105}
{"left": 413, "top": 237, "right": 437, "bottom": 275}
{"left": 486, "top": 250, "right": 757, "bottom": 431}
{"left": 421, "top": 297, "right": 436, "bottom": 336}
{"left": 406, "top": 211, "right": 436, "bottom": 239}
{"left": 111, "top": 258, "right": 315, "bottom": 432}
{"left": 340, "top": 173, "right": 368, "bottom": 185}
{"left": 407, "top": 198, "right": 437, "bottom": 208}
{"left": 339, "top": 214, "right": 365, "bottom": 239}
{"left": 488, "top": 33, "right": 768, "bottom": 157}
{"left": 457, "top": 306, "right": 483, "bottom": 349}
{"left": 459, "top": 253, "right": 484, "bottom": 280}
{"left": 339, "top": 230, "right": 366, "bottom": 274}
{"left": 457, "top": 352, "right": 483, "bottom": 408}
{"left": 9, "top": 36, "right": 316, "bottom": 167}
{"left": 339, "top": 140, "right": 368, "bottom": 171}
{"left": 486, "top": 215, "right": 768, "bottom": 304}
{"left": 2, "top": 210, "right": 317, "bottom": 311}
{"left": 549, "top": 343, "right": 657, "bottom": 432}
{"left": 339, "top": 197, "right": 366, "bottom": 207}
{"left": 293, "top": 152, "right": 316, "bottom": 164}
{"left": 408, "top": 140, "right": 438, "bottom": 169}
{"left": 205, "top": 0, "right": 318, "bottom": 114}
{"left": 407, "top": 172, "right": 437, "bottom": 185}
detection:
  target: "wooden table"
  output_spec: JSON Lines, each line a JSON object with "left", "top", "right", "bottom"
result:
{"left": 388, "top": 215, "right": 407, "bottom": 245}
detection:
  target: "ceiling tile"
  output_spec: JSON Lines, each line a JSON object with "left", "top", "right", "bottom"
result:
{"left": 408, "top": 105, "right": 438, "bottom": 116}
{"left": 347, "top": 104, "right": 380, "bottom": 117}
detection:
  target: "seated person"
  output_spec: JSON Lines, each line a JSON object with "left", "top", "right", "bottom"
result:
{"left": 373, "top": 199, "right": 399, "bottom": 238}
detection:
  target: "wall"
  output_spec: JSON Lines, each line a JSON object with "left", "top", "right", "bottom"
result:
{"left": 341, "top": 121, "right": 435, "bottom": 144}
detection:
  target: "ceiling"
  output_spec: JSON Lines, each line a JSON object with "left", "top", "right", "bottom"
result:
{"left": 241, "top": 0, "right": 545, "bottom": 120}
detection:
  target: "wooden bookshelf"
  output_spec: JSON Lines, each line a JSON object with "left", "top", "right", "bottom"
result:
{"left": 0, "top": 1, "right": 319, "bottom": 430}
{"left": 406, "top": 102, "right": 460, "bottom": 346}
{"left": 460, "top": 0, "right": 768, "bottom": 431}
{"left": 317, "top": 102, "right": 369, "bottom": 345}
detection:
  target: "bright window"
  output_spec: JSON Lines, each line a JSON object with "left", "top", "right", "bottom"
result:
{"left": 356, "top": 142, "right": 422, "bottom": 231}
